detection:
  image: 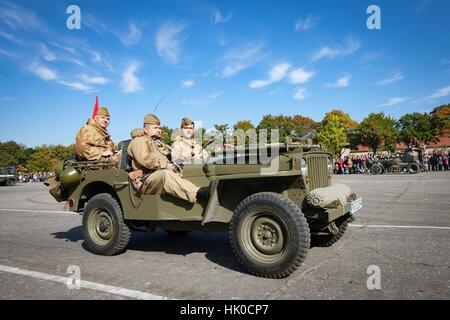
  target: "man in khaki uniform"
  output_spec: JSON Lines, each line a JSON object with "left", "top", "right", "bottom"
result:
{"left": 171, "top": 117, "right": 209, "bottom": 163}
{"left": 127, "top": 114, "right": 209, "bottom": 204}
{"left": 75, "top": 107, "right": 120, "bottom": 162}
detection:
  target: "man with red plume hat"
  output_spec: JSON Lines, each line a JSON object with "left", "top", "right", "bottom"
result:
{"left": 75, "top": 98, "right": 120, "bottom": 162}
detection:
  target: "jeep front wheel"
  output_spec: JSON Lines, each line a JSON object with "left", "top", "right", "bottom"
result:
{"left": 311, "top": 215, "right": 349, "bottom": 247}
{"left": 229, "top": 192, "right": 310, "bottom": 278}
{"left": 407, "top": 163, "right": 420, "bottom": 174}
{"left": 82, "top": 193, "right": 131, "bottom": 256}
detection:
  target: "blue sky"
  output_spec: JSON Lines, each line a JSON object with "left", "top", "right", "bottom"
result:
{"left": 0, "top": 0, "right": 449, "bottom": 147}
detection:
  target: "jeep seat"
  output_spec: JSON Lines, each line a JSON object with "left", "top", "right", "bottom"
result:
{"left": 119, "top": 139, "right": 132, "bottom": 171}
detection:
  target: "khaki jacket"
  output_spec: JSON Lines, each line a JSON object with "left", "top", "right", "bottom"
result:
{"left": 171, "top": 136, "right": 209, "bottom": 162}
{"left": 75, "top": 119, "right": 115, "bottom": 160}
{"left": 127, "top": 135, "right": 171, "bottom": 172}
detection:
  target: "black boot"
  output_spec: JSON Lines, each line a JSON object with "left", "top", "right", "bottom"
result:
{"left": 196, "top": 182, "right": 212, "bottom": 201}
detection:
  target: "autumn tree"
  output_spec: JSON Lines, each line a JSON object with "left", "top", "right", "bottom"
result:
{"left": 316, "top": 114, "right": 349, "bottom": 158}
{"left": 430, "top": 104, "right": 450, "bottom": 134}
{"left": 233, "top": 120, "right": 256, "bottom": 146}
{"left": 292, "top": 115, "right": 319, "bottom": 138}
{"left": 354, "top": 112, "right": 399, "bottom": 154}
{"left": 396, "top": 112, "right": 440, "bottom": 145}
{"left": 316, "top": 110, "right": 357, "bottom": 157}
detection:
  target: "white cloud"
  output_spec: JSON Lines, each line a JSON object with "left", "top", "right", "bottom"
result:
{"left": 40, "top": 44, "right": 56, "bottom": 61}
{"left": 182, "top": 91, "right": 223, "bottom": 106}
{"left": 250, "top": 62, "right": 291, "bottom": 89}
{"left": 155, "top": 21, "right": 187, "bottom": 64}
{"left": 312, "top": 37, "right": 360, "bottom": 61}
{"left": 380, "top": 97, "right": 409, "bottom": 107}
{"left": 212, "top": 10, "right": 233, "bottom": 24}
{"left": 79, "top": 74, "right": 109, "bottom": 85}
{"left": 0, "top": 47, "right": 21, "bottom": 58}
{"left": 426, "top": 85, "right": 450, "bottom": 100}
{"left": 221, "top": 42, "right": 265, "bottom": 78}
{"left": 376, "top": 73, "right": 404, "bottom": 86}
{"left": 0, "top": 30, "right": 24, "bottom": 45}
{"left": 58, "top": 81, "right": 93, "bottom": 92}
{"left": 27, "top": 62, "right": 58, "bottom": 81}
{"left": 295, "top": 14, "right": 319, "bottom": 32}
{"left": 121, "top": 63, "right": 142, "bottom": 93}
{"left": 440, "top": 58, "right": 450, "bottom": 65}
{"left": 289, "top": 68, "right": 315, "bottom": 84}
{"left": 181, "top": 79, "right": 195, "bottom": 88}
{"left": 120, "top": 23, "right": 142, "bottom": 46}
{"left": 0, "top": 1, "right": 47, "bottom": 32}
{"left": 326, "top": 74, "right": 351, "bottom": 88}
{"left": 293, "top": 88, "right": 307, "bottom": 101}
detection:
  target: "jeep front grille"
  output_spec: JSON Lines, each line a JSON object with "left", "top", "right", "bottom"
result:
{"left": 305, "top": 155, "right": 329, "bottom": 190}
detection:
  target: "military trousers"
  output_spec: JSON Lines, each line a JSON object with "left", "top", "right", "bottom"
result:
{"left": 141, "top": 169, "right": 199, "bottom": 203}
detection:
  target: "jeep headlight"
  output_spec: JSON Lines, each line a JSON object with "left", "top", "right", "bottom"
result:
{"left": 300, "top": 159, "right": 308, "bottom": 176}
{"left": 327, "top": 157, "right": 333, "bottom": 172}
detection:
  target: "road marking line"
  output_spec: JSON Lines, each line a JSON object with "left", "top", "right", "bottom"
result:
{"left": 349, "top": 224, "right": 450, "bottom": 230}
{"left": 0, "top": 264, "right": 173, "bottom": 300}
{"left": 0, "top": 208, "right": 75, "bottom": 214}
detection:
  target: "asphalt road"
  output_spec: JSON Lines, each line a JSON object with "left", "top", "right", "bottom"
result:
{"left": 0, "top": 172, "right": 449, "bottom": 300}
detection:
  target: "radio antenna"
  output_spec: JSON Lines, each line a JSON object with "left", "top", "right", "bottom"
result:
{"left": 153, "top": 90, "right": 171, "bottom": 113}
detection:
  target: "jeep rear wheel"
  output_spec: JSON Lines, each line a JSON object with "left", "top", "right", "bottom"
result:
{"left": 407, "top": 163, "right": 420, "bottom": 174}
{"left": 6, "top": 179, "right": 15, "bottom": 186}
{"left": 371, "top": 164, "right": 383, "bottom": 175}
{"left": 229, "top": 192, "right": 310, "bottom": 278}
{"left": 82, "top": 193, "right": 131, "bottom": 256}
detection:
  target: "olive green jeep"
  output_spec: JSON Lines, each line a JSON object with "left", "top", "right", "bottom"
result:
{"left": 50, "top": 140, "right": 362, "bottom": 278}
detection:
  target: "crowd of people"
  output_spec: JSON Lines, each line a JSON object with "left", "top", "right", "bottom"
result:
{"left": 18, "top": 172, "right": 52, "bottom": 183}
{"left": 333, "top": 150, "right": 450, "bottom": 174}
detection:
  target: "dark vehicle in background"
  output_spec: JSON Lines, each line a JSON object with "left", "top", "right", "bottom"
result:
{"left": 371, "top": 148, "right": 422, "bottom": 174}
{"left": 0, "top": 166, "right": 18, "bottom": 186}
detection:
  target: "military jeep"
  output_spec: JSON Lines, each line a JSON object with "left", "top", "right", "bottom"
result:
{"left": 51, "top": 140, "right": 362, "bottom": 278}
{"left": 371, "top": 148, "right": 422, "bottom": 174}
{"left": 0, "top": 166, "right": 18, "bottom": 186}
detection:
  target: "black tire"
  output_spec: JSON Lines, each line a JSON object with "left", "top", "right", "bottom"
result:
{"left": 164, "top": 230, "right": 191, "bottom": 237}
{"left": 5, "top": 179, "right": 15, "bottom": 186}
{"left": 82, "top": 193, "right": 131, "bottom": 256}
{"left": 371, "top": 164, "right": 383, "bottom": 175}
{"left": 229, "top": 192, "right": 310, "bottom": 278}
{"left": 311, "top": 216, "right": 349, "bottom": 247}
{"left": 407, "top": 163, "right": 420, "bottom": 174}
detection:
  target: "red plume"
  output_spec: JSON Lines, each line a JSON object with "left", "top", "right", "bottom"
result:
{"left": 91, "top": 96, "right": 99, "bottom": 119}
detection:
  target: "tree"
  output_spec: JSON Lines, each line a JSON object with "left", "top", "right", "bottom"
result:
{"left": 316, "top": 110, "right": 358, "bottom": 158}
{"left": 316, "top": 114, "right": 348, "bottom": 158}
{"left": 292, "top": 115, "right": 319, "bottom": 137}
{"left": 355, "top": 112, "right": 399, "bottom": 154}
{"left": 396, "top": 112, "right": 440, "bottom": 145}
{"left": 160, "top": 125, "right": 173, "bottom": 145}
{"left": 430, "top": 104, "right": 450, "bottom": 135}
{"left": 233, "top": 120, "right": 255, "bottom": 146}
{"left": 322, "top": 109, "right": 358, "bottom": 131}
{"left": 0, "top": 141, "right": 28, "bottom": 167}
{"left": 257, "top": 115, "right": 296, "bottom": 143}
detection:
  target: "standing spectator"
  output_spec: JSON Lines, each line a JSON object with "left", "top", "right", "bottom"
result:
{"left": 443, "top": 154, "right": 449, "bottom": 171}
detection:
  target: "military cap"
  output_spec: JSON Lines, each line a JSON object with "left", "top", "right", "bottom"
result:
{"left": 130, "top": 128, "right": 144, "bottom": 138}
{"left": 181, "top": 117, "right": 194, "bottom": 128}
{"left": 97, "top": 107, "right": 110, "bottom": 116}
{"left": 144, "top": 114, "right": 160, "bottom": 125}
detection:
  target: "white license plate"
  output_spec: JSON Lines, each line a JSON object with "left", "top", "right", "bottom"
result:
{"left": 350, "top": 198, "right": 362, "bottom": 215}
